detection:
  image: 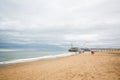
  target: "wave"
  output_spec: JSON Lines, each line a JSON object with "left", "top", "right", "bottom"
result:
{"left": 0, "top": 52, "right": 75, "bottom": 65}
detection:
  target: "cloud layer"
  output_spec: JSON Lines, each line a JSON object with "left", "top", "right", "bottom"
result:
{"left": 0, "top": 0, "right": 120, "bottom": 49}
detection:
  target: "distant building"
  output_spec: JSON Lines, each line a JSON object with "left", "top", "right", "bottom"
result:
{"left": 81, "top": 48, "right": 90, "bottom": 52}
{"left": 68, "top": 47, "right": 91, "bottom": 53}
{"left": 68, "top": 47, "right": 79, "bottom": 52}
{"left": 68, "top": 42, "right": 90, "bottom": 53}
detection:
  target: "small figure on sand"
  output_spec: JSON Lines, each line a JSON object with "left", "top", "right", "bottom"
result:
{"left": 91, "top": 50, "right": 95, "bottom": 55}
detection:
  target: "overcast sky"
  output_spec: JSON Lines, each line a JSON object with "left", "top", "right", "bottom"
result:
{"left": 0, "top": 0, "right": 120, "bottom": 49}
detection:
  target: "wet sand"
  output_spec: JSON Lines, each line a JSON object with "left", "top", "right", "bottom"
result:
{"left": 0, "top": 51, "right": 120, "bottom": 80}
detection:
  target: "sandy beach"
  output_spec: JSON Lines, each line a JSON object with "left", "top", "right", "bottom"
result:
{"left": 0, "top": 51, "right": 120, "bottom": 80}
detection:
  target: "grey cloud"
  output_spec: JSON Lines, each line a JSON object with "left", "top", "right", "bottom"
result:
{"left": 0, "top": 0, "right": 120, "bottom": 49}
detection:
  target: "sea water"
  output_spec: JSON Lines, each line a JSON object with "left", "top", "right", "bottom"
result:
{"left": 0, "top": 50, "right": 75, "bottom": 65}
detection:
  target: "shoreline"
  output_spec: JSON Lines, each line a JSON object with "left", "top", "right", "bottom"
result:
{"left": 0, "top": 51, "right": 120, "bottom": 80}
{"left": 0, "top": 52, "right": 76, "bottom": 66}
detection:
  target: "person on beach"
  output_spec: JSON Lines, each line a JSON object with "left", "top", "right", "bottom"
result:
{"left": 91, "top": 50, "right": 95, "bottom": 55}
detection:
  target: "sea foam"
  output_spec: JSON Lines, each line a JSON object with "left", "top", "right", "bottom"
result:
{"left": 0, "top": 52, "right": 75, "bottom": 65}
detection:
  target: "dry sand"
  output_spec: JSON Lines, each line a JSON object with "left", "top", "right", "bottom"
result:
{"left": 0, "top": 51, "right": 120, "bottom": 80}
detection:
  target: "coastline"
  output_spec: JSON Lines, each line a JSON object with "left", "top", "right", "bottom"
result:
{"left": 0, "top": 51, "right": 120, "bottom": 80}
{"left": 0, "top": 52, "right": 75, "bottom": 65}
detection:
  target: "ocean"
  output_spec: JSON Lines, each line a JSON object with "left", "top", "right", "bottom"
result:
{"left": 0, "top": 50, "right": 75, "bottom": 65}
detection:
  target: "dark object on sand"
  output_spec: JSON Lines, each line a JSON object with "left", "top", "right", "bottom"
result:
{"left": 91, "top": 51, "right": 95, "bottom": 54}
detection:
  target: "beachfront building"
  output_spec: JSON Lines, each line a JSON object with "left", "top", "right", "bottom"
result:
{"left": 68, "top": 47, "right": 92, "bottom": 53}
{"left": 68, "top": 47, "right": 79, "bottom": 52}
{"left": 68, "top": 47, "right": 84, "bottom": 54}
